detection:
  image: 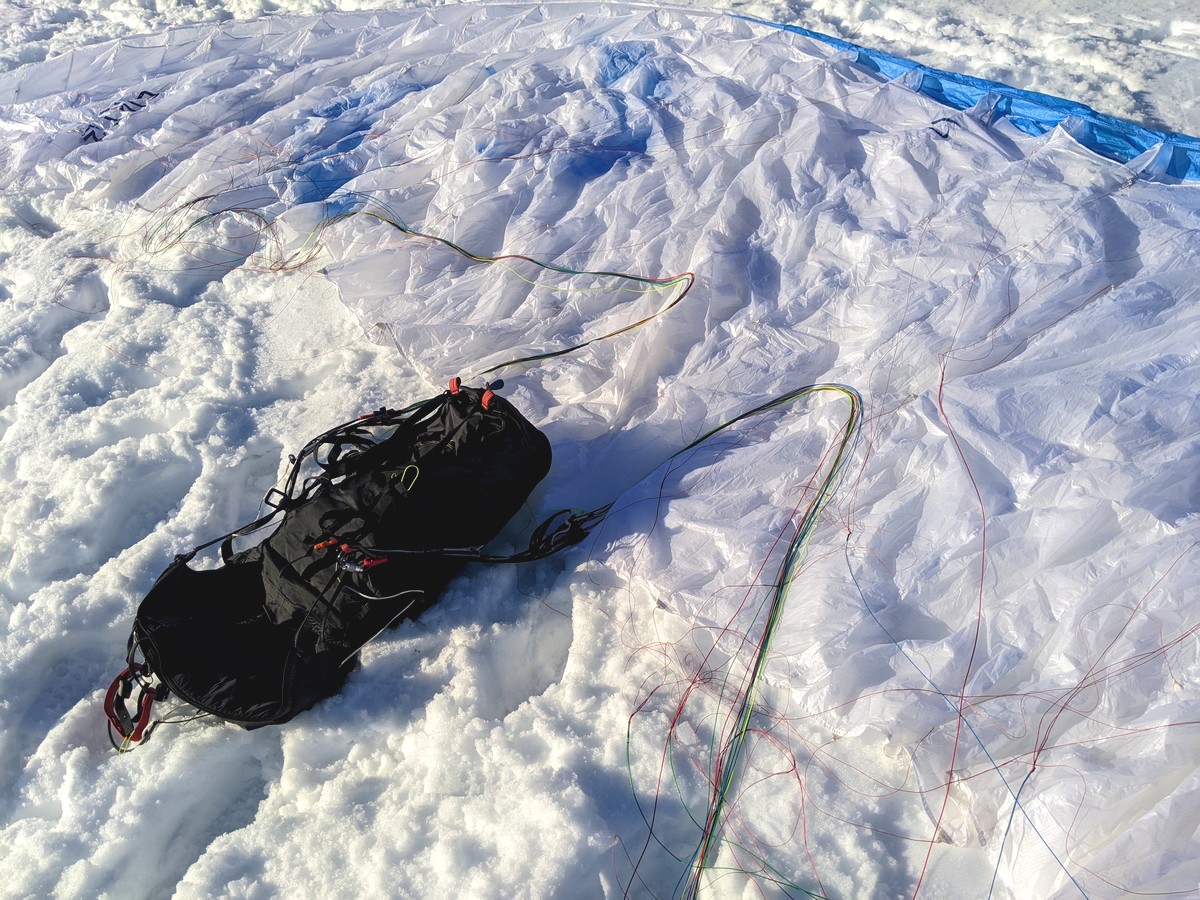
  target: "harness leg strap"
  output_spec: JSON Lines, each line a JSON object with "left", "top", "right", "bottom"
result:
{"left": 104, "top": 665, "right": 159, "bottom": 746}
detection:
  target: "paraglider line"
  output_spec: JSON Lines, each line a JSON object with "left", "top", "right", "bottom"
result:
{"left": 144, "top": 192, "right": 695, "bottom": 378}
{"left": 619, "top": 385, "right": 861, "bottom": 899}
{"left": 844, "top": 538, "right": 1090, "bottom": 899}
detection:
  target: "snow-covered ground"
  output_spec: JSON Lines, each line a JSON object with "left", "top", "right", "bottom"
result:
{"left": 0, "top": 2, "right": 1197, "bottom": 899}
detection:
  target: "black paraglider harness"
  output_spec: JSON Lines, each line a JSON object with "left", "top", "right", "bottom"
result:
{"left": 103, "top": 376, "right": 843, "bottom": 751}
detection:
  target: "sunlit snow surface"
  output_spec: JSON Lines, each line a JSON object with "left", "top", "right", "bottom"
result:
{"left": 0, "top": 4, "right": 1198, "bottom": 898}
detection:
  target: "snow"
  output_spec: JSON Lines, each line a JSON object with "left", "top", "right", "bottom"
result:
{"left": 0, "top": 2, "right": 1198, "bottom": 899}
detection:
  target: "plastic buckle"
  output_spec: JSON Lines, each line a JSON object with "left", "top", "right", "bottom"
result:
{"left": 264, "top": 487, "right": 290, "bottom": 510}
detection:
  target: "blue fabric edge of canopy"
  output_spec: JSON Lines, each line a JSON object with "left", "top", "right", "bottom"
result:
{"left": 740, "top": 14, "right": 1200, "bottom": 182}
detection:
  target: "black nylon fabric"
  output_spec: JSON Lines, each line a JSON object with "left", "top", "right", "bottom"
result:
{"left": 132, "top": 386, "right": 551, "bottom": 728}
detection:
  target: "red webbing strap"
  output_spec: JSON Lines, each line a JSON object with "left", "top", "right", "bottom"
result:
{"left": 104, "top": 665, "right": 158, "bottom": 746}
{"left": 129, "top": 685, "right": 157, "bottom": 743}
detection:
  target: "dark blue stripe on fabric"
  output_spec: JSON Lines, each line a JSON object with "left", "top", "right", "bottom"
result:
{"left": 741, "top": 15, "right": 1200, "bottom": 181}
